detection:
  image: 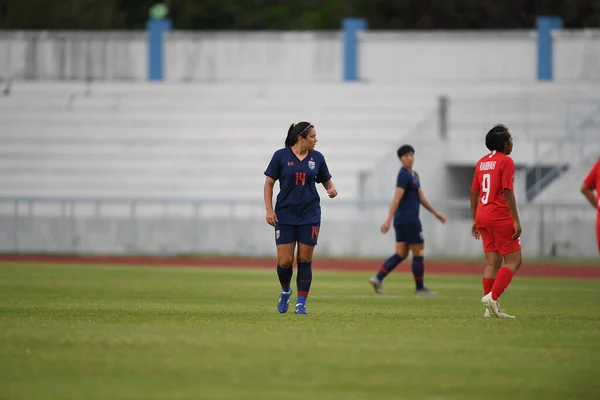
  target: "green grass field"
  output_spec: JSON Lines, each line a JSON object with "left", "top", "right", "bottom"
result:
{"left": 1, "top": 263, "right": 599, "bottom": 400}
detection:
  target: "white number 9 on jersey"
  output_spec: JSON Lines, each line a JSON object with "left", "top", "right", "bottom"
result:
{"left": 481, "top": 173, "right": 491, "bottom": 204}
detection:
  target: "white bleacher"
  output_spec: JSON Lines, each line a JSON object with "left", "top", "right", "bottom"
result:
{"left": 1, "top": 81, "right": 600, "bottom": 202}
{"left": 533, "top": 155, "right": 600, "bottom": 204}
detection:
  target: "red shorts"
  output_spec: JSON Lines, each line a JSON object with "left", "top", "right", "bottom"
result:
{"left": 478, "top": 223, "right": 521, "bottom": 256}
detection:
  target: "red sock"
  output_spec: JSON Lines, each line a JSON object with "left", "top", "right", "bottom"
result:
{"left": 491, "top": 267, "right": 514, "bottom": 301}
{"left": 482, "top": 278, "right": 495, "bottom": 295}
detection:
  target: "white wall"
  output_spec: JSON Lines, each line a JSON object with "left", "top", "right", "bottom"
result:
{"left": 1, "top": 30, "right": 599, "bottom": 83}
{"left": 1, "top": 201, "right": 597, "bottom": 258}
{"left": 0, "top": 31, "right": 146, "bottom": 80}
{"left": 165, "top": 31, "right": 341, "bottom": 82}
{"left": 359, "top": 31, "right": 537, "bottom": 82}
{"left": 554, "top": 30, "right": 600, "bottom": 81}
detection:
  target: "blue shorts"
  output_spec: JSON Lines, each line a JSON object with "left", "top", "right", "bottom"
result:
{"left": 394, "top": 220, "right": 424, "bottom": 244}
{"left": 275, "top": 223, "right": 320, "bottom": 246}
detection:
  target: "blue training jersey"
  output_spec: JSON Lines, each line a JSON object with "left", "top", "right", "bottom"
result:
{"left": 264, "top": 147, "right": 332, "bottom": 225}
{"left": 394, "top": 167, "right": 421, "bottom": 224}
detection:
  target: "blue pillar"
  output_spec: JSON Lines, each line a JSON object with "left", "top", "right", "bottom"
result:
{"left": 147, "top": 19, "right": 172, "bottom": 81}
{"left": 343, "top": 18, "right": 368, "bottom": 81}
{"left": 536, "top": 16, "right": 563, "bottom": 81}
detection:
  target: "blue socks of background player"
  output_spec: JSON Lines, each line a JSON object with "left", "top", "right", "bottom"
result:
{"left": 376, "top": 254, "right": 403, "bottom": 281}
{"left": 296, "top": 261, "right": 312, "bottom": 305}
{"left": 412, "top": 256, "right": 425, "bottom": 290}
{"left": 277, "top": 264, "right": 293, "bottom": 293}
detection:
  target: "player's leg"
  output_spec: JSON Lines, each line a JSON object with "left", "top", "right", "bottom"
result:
{"left": 491, "top": 249, "right": 522, "bottom": 300}
{"left": 481, "top": 249, "right": 502, "bottom": 317}
{"left": 293, "top": 223, "right": 320, "bottom": 314}
{"left": 408, "top": 243, "right": 435, "bottom": 295}
{"left": 478, "top": 226, "right": 504, "bottom": 318}
{"left": 482, "top": 246, "right": 502, "bottom": 296}
{"left": 482, "top": 224, "right": 521, "bottom": 318}
{"left": 369, "top": 225, "right": 408, "bottom": 294}
{"left": 275, "top": 223, "right": 296, "bottom": 314}
{"left": 406, "top": 220, "right": 435, "bottom": 295}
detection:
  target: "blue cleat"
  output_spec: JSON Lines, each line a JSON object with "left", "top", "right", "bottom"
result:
{"left": 277, "top": 290, "right": 292, "bottom": 313}
{"left": 415, "top": 287, "right": 438, "bottom": 295}
{"left": 294, "top": 303, "right": 309, "bottom": 314}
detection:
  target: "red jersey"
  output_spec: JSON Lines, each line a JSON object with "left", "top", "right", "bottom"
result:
{"left": 471, "top": 151, "right": 515, "bottom": 226}
{"left": 583, "top": 157, "right": 600, "bottom": 211}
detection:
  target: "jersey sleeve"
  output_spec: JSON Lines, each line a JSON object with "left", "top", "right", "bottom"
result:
{"left": 471, "top": 166, "right": 480, "bottom": 191}
{"left": 396, "top": 171, "right": 410, "bottom": 189}
{"left": 583, "top": 159, "right": 599, "bottom": 189}
{"left": 501, "top": 157, "right": 515, "bottom": 191}
{"left": 264, "top": 151, "right": 281, "bottom": 181}
{"left": 316, "top": 154, "right": 332, "bottom": 183}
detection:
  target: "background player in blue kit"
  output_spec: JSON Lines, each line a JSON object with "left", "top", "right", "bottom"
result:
{"left": 264, "top": 122, "right": 338, "bottom": 315}
{"left": 369, "top": 145, "right": 446, "bottom": 295}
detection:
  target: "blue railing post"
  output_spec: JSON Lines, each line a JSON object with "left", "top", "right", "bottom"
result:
{"left": 343, "top": 18, "right": 368, "bottom": 81}
{"left": 147, "top": 19, "right": 172, "bottom": 81}
{"left": 537, "top": 16, "right": 563, "bottom": 81}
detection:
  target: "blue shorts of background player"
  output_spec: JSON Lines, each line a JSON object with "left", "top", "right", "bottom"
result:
{"left": 369, "top": 144, "right": 447, "bottom": 295}
{"left": 394, "top": 219, "right": 424, "bottom": 245}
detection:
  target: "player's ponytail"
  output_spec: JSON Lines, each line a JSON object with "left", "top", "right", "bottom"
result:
{"left": 285, "top": 122, "right": 313, "bottom": 147}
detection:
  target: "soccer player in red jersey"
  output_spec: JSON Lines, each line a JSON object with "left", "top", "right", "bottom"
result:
{"left": 580, "top": 157, "right": 600, "bottom": 253}
{"left": 471, "top": 125, "right": 522, "bottom": 318}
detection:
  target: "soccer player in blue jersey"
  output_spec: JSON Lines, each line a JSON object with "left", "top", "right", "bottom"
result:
{"left": 264, "top": 122, "right": 338, "bottom": 315}
{"left": 369, "top": 145, "right": 446, "bottom": 295}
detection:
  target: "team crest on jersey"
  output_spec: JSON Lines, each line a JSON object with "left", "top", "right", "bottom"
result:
{"left": 276, "top": 230, "right": 280, "bottom": 240}
{"left": 308, "top": 159, "right": 315, "bottom": 170}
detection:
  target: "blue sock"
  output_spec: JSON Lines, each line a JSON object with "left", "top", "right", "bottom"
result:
{"left": 412, "top": 256, "right": 424, "bottom": 290}
{"left": 277, "top": 264, "right": 293, "bottom": 292}
{"left": 376, "top": 254, "right": 403, "bottom": 281}
{"left": 296, "top": 261, "right": 312, "bottom": 306}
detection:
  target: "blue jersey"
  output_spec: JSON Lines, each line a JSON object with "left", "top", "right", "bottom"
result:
{"left": 394, "top": 167, "right": 421, "bottom": 224}
{"left": 264, "top": 147, "right": 332, "bottom": 225}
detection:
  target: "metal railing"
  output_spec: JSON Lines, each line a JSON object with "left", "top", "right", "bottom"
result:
{"left": 0, "top": 196, "right": 597, "bottom": 259}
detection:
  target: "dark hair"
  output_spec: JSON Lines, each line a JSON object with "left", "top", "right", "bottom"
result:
{"left": 397, "top": 144, "right": 415, "bottom": 158}
{"left": 285, "top": 122, "right": 313, "bottom": 147}
{"left": 485, "top": 124, "right": 511, "bottom": 152}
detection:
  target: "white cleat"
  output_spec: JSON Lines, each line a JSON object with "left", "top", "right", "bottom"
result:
{"left": 484, "top": 307, "right": 516, "bottom": 319}
{"left": 369, "top": 276, "right": 385, "bottom": 294}
{"left": 481, "top": 292, "right": 502, "bottom": 317}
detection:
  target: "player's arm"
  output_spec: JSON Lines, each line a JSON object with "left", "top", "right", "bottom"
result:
{"left": 384, "top": 187, "right": 405, "bottom": 225}
{"left": 500, "top": 158, "right": 521, "bottom": 240}
{"left": 264, "top": 176, "right": 277, "bottom": 226}
{"left": 580, "top": 184, "right": 598, "bottom": 209}
{"left": 418, "top": 189, "right": 446, "bottom": 223}
{"left": 322, "top": 179, "right": 338, "bottom": 198}
{"left": 317, "top": 155, "right": 337, "bottom": 198}
{"left": 503, "top": 190, "right": 521, "bottom": 239}
{"left": 470, "top": 189, "right": 479, "bottom": 221}
{"left": 470, "top": 169, "right": 480, "bottom": 239}
{"left": 580, "top": 160, "right": 598, "bottom": 209}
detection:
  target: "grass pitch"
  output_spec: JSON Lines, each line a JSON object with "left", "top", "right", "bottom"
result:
{"left": 1, "top": 263, "right": 599, "bottom": 400}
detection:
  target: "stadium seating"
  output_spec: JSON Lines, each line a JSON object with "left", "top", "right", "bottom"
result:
{"left": 1, "top": 81, "right": 599, "bottom": 202}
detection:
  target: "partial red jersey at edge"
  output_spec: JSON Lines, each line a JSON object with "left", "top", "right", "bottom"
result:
{"left": 583, "top": 157, "right": 600, "bottom": 210}
{"left": 471, "top": 151, "right": 515, "bottom": 226}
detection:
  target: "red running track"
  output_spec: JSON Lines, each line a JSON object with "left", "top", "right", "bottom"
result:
{"left": 0, "top": 254, "right": 599, "bottom": 279}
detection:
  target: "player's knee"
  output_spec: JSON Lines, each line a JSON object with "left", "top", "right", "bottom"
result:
{"left": 409, "top": 245, "right": 425, "bottom": 257}
{"left": 395, "top": 250, "right": 408, "bottom": 259}
{"left": 278, "top": 258, "right": 294, "bottom": 269}
{"left": 504, "top": 252, "right": 522, "bottom": 272}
